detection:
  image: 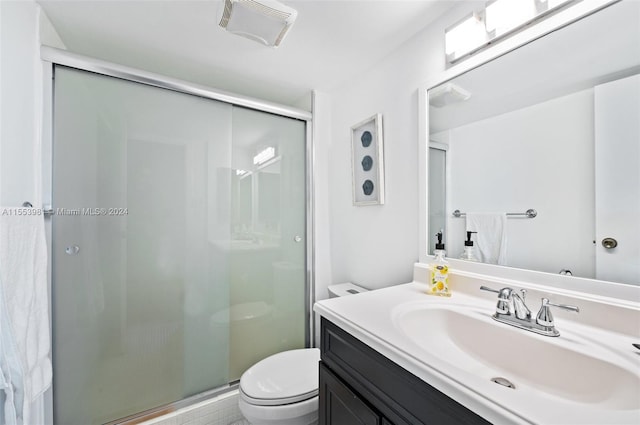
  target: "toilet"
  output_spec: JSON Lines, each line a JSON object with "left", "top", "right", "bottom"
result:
{"left": 238, "top": 348, "right": 321, "bottom": 425}
{"left": 238, "top": 283, "right": 368, "bottom": 425}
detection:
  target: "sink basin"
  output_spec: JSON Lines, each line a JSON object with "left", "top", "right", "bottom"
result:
{"left": 393, "top": 303, "right": 640, "bottom": 410}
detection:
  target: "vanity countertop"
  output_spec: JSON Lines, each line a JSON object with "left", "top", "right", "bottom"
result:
{"left": 314, "top": 270, "right": 640, "bottom": 424}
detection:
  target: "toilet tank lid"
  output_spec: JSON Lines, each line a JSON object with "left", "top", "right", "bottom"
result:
{"left": 328, "top": 282, "right": 369, "bottom": 298}
{"left": 240, "top": 348, "right": 320, "bottom": 405}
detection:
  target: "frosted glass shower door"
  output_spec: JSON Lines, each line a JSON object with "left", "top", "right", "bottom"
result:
{"left": 228, "top": 107, "right": 307, "bottom": 380}
{"left": 52, "top": 67, "right": 234, "bottom": 424}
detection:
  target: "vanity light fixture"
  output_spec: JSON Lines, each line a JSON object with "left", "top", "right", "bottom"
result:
{"left": 253, "top": 146, "right": 276, "bottom": 165}
{"left": 445, "top": 11, "right": 489, "bottom": 62}
{"left": 485, "top": 0, "right": 537, "bottom": 36}
{"left": 445, "top": 0, "right": 577, "bottom": 64}
{"left": 538, "top": 0, "right": 573, "bottom": 9}
{"left": 240, "top": 171, "right": 253, "bottom": 180}
{"left": 219, "top": 0, "right": 298, "bottom": 47}
{"left": 236, "top": 169, "right": 253, "bottom": 180}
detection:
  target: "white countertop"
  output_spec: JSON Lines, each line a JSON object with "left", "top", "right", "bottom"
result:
{"left": 314, "top": 275, "right": 640, "bottom": 424}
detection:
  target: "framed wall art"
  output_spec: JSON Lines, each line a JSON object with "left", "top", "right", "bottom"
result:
{"left": 351, "top": 113, "right": 385, "bottom": 206}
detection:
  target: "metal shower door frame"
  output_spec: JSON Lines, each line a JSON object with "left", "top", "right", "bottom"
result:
{"left": 40, "top": 46, "right": 315, "bottom": 424}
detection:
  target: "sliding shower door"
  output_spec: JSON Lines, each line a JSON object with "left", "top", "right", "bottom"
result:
{"left": 51, "top": 66, "right": 307, "bottom": 424}
{"left": 227, "top": 107, "right": 307, "bottom": 380}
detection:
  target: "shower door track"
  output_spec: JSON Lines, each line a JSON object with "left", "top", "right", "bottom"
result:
{"left": 103, "top": 383, "right": 239, "bottom": 425}
{"left": 41, "top": 46, "right": 316, "bottom": 425}
{"left": 41, "top": 46, "right": 312, "bottom": 121}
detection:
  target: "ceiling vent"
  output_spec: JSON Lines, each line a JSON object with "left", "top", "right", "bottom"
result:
{"left": 219, "top": 0, "right": 298, "bottom": 47}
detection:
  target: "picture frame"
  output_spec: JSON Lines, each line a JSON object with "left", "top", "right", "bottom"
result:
{"left": 351, "top": 113, "right": 385, "bottom": 206}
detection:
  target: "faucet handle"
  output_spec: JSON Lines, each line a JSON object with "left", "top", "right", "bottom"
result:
{"left": 480, "top": 285, "right": 500, "bottom": 294}
{"left": 480, "top": 285, "right": 511, "bottom": 298}
{"left": 536, "top": 298, "right": 580, "bottom": 327}
{"left": 480, "top": 285, "right": 512, "bottom": 314}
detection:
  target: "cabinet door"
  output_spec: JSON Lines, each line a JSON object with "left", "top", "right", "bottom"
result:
{"left": 319, "top": 362, "right": 382, "bottom": 425}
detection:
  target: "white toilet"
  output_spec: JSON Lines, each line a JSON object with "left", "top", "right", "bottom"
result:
{"left": 238, "top": 283, "right": 368, "bottom": 425}
{"left": 238, "top": 348, "right": 321, "bottom": 425}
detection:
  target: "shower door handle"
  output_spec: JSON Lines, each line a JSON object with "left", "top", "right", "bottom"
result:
{"left": 293, "top": 235, "right": 302, "bottom": 243}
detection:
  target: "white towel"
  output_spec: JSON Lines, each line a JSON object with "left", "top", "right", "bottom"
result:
{"left": 465, "top": 213, "right": 508, "bottom": 265}
{"left": 0, "top": 213, "right": 52, "bottom": 424}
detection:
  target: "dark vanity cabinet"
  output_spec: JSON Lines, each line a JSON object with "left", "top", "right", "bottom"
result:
{"left": 319, "top": 318, "right": 491, "bottom": 425}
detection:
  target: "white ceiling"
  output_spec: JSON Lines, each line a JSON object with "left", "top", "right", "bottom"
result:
{"left": 38, "top": 0, "right": 459, "bottom": 107}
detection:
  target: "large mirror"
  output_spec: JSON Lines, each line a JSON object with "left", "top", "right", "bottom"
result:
{"left": 428, "top": 0, "right": 639, "bottom": 286}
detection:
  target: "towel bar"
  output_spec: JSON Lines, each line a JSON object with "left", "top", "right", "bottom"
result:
{"left": 452, "top": 209, "right": 537, "bottom": 218}
{"left": 22, "top": 202, "right": 55, "bottom": 216}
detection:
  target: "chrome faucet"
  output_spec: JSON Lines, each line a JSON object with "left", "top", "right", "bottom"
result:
{"left": 492, "top": 287, "right": 531, "bottom": 320}
{"left": 480, "top": 285, "right": 579, "bottom": 337}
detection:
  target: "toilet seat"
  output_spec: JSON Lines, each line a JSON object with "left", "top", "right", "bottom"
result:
{"left": 241, "top": 387, "right": 317, "bottom": 406}
{"left": 239, "top": 348, "right": 320, "bottom": 406}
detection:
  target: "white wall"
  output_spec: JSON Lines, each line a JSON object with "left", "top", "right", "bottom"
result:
{"left": 0, "top": 1, "right": 64, "bottom": 206}
{"left": 323, "top": 3, "right": 479, "bottom": 291}
{"left": 445, "top": 89, "right": 595, "bottom": 277}
{"left": 1, "top": 0, "right": 40, "bottom": 206}
{"left": 311, "top": 90, "right": 332, "bottom": 344}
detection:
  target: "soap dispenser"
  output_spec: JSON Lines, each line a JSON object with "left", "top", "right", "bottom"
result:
{"left": 459, "top": 231, "right": 479, "bottom": 262}
{"left": 428, "top": 231, "right": 451, "bottom": 297}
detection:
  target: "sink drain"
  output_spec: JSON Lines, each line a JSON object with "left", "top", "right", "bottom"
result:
{"left": 491, "top": 377, "right": 516, "bottom": 389}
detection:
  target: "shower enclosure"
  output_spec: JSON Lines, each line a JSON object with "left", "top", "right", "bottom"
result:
{"left": 49, "top": 60, "right": 310, "bottom": 424}
{"left": 428, "top": 145, "right": 447, "bottom": 253}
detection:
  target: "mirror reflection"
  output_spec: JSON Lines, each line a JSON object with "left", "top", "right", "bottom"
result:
{"left": 428, "top": 1, "right": 639, "bottom": 285}
{"left": 232, "top": 154, "right": 282, "bottom": 247}
{"left": 231, "top": 108, "right": 294, "bottom": 250}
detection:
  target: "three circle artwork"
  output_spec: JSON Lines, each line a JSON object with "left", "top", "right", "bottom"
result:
{"left": 351, "top": 114, "right": 385, "bottom": 205}
{"left": 360, "top": 131, "right": 375, "bottom": 196}
{"left": 360, "top": 138, "right": 375, "bottom": 195}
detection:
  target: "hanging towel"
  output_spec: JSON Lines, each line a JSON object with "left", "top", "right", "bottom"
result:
{"left": 0, "top": 213, "right": 52, "bottom": 425}
{"left": 465, "top": 213, "right": 508, "bottom": 265}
